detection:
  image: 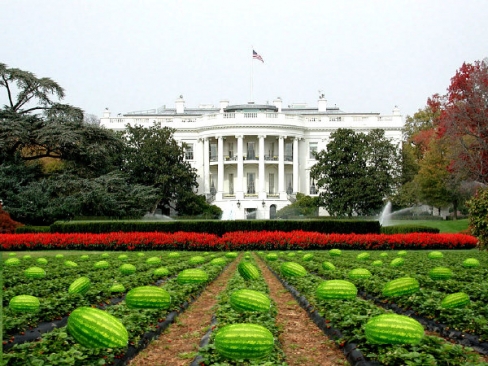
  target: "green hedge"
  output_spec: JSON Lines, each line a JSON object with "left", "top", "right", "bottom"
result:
{"left": 15, "top": 226, "right": 51, "bottom": 233}
{"left": 380, "top": 225, "right": 440, "bottom": 234}
{"left": 50, "top": 219, "right": 380, "bottom": 235}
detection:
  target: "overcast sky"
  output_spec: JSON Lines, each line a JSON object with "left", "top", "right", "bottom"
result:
{"left": 2, "top": 0, "right": 487, "bottom": 119}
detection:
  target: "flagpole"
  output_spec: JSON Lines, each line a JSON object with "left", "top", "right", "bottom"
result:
{"left": 250, "top": 46, "right": 254, "bottom": 102}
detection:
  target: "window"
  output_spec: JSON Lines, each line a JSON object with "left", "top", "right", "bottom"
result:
{"left": 309, "top": 142, "right": 318, "bottom": 159}
{"left": 228, "top": 142, "right": 234, "bottom": 158}
{"left": 310, "top": 173, "right": 317, "bottom": 195}
{"left": 228, "top": 173, "right": 234, "bottom": 194}
{"left": 286, "top": 173, "right": 293, "bottom": 194}
{"left": 210, "top": 143, "right": 217, "bottom": 161}
{"left": 285, "top": 142, "right": 293, "bottom": 161}
{"left": 184, "top": 143, "right": 194, "bottom": 160}
{"left": 247, "top": 173, "right": 255, "bottom": 194}
{"left": 247, "top": 142, "right": 255, "bottom": 160}
{"left": 268, "top": 173, "right": 275, "bottom": 194}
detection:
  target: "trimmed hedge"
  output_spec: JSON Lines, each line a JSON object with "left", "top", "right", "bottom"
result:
{"left": 380, "top": 225, "right": 440, "bottom": 234}
{"left": 50, "top": 219, "right": 380, "bottom": 235}
{"left": 15, "top": 226, "right": 51, "bottom": 234}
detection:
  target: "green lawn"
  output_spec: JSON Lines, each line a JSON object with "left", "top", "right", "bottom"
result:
{"left": 386, "top": 219, "right": 470, "bottom": 233}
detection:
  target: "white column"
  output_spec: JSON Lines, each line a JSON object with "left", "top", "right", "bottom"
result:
{"left": 236, "top": 135, "right": 244, "bottom": 199}
{"left": 203, "top": 138, "right": 210, "bottom": 194}
{"left": 217, "top": 136, "right": 224, "bottom": 199}
{"left": 293, "top": 137, "right": 299, "bottom": 193}
{"left": 259, "top": 135, "right": 266, "bottom": 199}
{"left": 278, "top": 136, "right": 285, "bottom": 196}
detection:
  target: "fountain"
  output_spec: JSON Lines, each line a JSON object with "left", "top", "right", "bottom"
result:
{"left": 142, "top": 213, "right": 173, "bottom": 221}
{"left": 378, "top": 202, "right": 425, "bottom": 226}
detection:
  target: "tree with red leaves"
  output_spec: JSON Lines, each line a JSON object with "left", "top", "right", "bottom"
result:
{"left": 428, "top": 60, "right": 488, "bottom": 184}
{"left": 0, "top": 202, "right": 23, "bottom": 233}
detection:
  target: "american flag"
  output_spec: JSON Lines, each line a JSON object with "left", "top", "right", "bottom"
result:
{"left": 253, "top": 50, "right": 264, "bottom": 63}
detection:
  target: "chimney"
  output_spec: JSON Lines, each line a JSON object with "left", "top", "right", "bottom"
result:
{"left": 318, "top": 96, "right": 327, "bottom": 112}
{"left": 392, "top": 105, "right": 400, "bottom": 115}
{"left": 273, "top": 97, "right": 282, "bottom": 112}
{"left": 103, "top": 108, "right": 111, "bottom": 118}
{"left": 175, "top": 95, "right": 185, "bottom": 114}
{"left": 219, "top": 100, "right": 229, "bottom": 113}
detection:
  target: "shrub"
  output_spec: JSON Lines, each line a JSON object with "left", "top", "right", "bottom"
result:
{"left": 0, "top": 204, "right": 23, "bottom": 233}
{"left": 467, "top": 187, "right": 488, "bottom": 249}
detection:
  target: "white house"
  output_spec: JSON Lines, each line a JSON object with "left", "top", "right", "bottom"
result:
{"left": 100, "top": 96, "right": 403, "bottom": 219}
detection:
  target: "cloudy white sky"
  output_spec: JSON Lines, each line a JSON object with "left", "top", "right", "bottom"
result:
{"left": 2, "top": 0, "right": 487, "bottom": 119}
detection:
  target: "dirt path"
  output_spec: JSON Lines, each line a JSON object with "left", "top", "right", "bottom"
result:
{"left": 255, "top": 256, "right": 348, "bottom": 366}
{"left": 128, "top": 259, "right": 239, "bottom": 366}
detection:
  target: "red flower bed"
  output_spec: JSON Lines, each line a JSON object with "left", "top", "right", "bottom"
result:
{"left": 0, "top": 231, "right": 478, "bottom": 251}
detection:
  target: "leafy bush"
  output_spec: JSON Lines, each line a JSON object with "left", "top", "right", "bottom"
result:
{"left": 381, "top": 225, "right": 440, "bottom": 234}
{"left": 467, "top": 187, "right": 488, "bottom": 249}
{"left": 0, "top": 204, "right": 23, "bottom": 233}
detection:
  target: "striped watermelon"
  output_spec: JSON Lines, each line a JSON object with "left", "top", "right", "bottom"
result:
{"left": 214, "top": 323, "right": 274, "bottom": 360}
{"left": 24, "top": 267, "right": 46, "bottom": 279}
{"left": 329, "top": 249, "right": 342, "bottom": 256}
{"left": 177, "top": 268, "right": 208, "bottom": 284}
{"left": 441, "top": 292, "right": 470, "bottom": 309}
{"left": 189, "top": 255, "right": 205, "bottom": 265}
{"left": 80, "top": 255, "right": 89, "bottom": 261}
{"left": 119, "top": 263, "right": 136, "bottom": 275}
{"left": 23, "top": 255, "right": 32, "bottom": 260}
{"left": 5, "top": 258, "right": 20, "bottom": 266}
{"left": 365, "top": 314, "right": 424, "bottom": 345}
{"left": 9, "top": 295, "right": 40, "bottom": 313}
{"left": 93, "top": 260, "right": 110, "bottom": 269}
{"left": 348, "top": 268, "right": 372, "bottom": 280}
{"left": 230, "top": 289, "right": 271, "bottom": 312}
{"left": 316, "top": 280, "right": 357, "bottom": 300}
{"left": 146, "top": 256, "right": 161, "bottom": 265}
{"left": 280, "top": 262, "right": 307, "bottom": 277}
{"left": 210, "top": 257, "right": 227, "bottom": 266}
{"left": 125, "top": 286, "right": 171, "bottom": 309}
{"left": 153, "top": 267, "right": 169, "bottom": 277}
{"left": 226, "top": 252, "right": 238, "bottom": 258}
{"left": 382, "top": 277, "right": 419, "bottom": 297}
{"left": 429, "top": 267, "right": 453, "bottom": 280}
{"left": 357, "top": 252, "right": 370, "bottom": 260}
{"left": 428, "top": 251, "right": 444, "bottom": 259}
{"left": 397, "top": 250, "right": 408, "bottom": 257}
{"left": 322, "top": 261, "right": 336, "bottom": 271}
{"left": 109, "top": 283, "right": 126, "bottom": 293}
{"left": 390, "top": 258, "right": 405, "bottom": 267}
{"left": 69, "top": 277, "right": 91, "bottom": 295}
{"left": 118, "top": 254, "right": 128, "bottom": 261}
{"left": 463, "top": 258, "right": 480, "bottom": 268}
{"left": 287, "top": 252, "right": 296, "bottom": 257}
{"left": 168, "top": 252, "right": 180, "bottom": 258}
{"left": 68, "top": 307, "right": 128, "bottom": 348}
{"left": 372, "top": 260, "right": 383, "bottom": 266}
{"left": 266, "top": 253, "right": 278, "bottom": 261}
{"left": 101, "top": 253, "right": 110, "bottom": 258}
{"left": 238, "top": 262, "right": 260, "bottom": 280}
{"left": 137, "top": 252, "right": 145, "bottom": 257}
{"left": 302, "top": 253, "right": 314, "bottom": 261}
{"left": 55, "top": 254, "right": 64, "bottom": 259}
{"left": 36, "top": 257, "right": 48, "bottom": 265}
{"left": 380, "top": 252, "right": 389, "bottom": 257}
{"left": 8, "top": 252, "right": 16, "bottom": 256}
{"left": 64, "top": 260, "right": 78, "bottom": 268}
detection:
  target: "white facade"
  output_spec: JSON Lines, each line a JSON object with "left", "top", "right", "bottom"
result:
{"left": 100, "top": 97, "right": 403, "bottom": 219}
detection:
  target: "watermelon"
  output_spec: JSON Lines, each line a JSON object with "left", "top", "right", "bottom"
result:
{"left": 168, "top": 252, "right": 180, "bottom": 258}
{"left": 177, "top": 268, "right": 208, "bottom": 284}
{"left": 348, "top": 268, "right": 372, "bottom": 280}
{"left": 429, "top": 267, "right": 453, "bottom": 280}
{"left": 322, "top": 261, "right": 336, "bottom": 271}
{"left": 69, "top": 277, "right": 91, "bottom": 295}
{"left": 55, "top": 254, "right": 64, "bottom": 259}
{"left": 428, "top": 251, "right": 444, "bottom": 259}
{"left": 189, "top": 255, "right": 205, "bottom": 265}
{"left": 372, "top": 260, "right": 383, "bottom": 266}
{"left": 463, "top": 258, "right": 480, "bottom": 268}
{"left": 230, "top": 289, "right": 271, "bottom": 312}
{"left": 266, "top": 253, "right": 278, "bottom": 261}
{"left": 357, "top": 252, "right": 370, "bottom": 260}
{"left": 280, "top": 262, "right": 307, "bottom": 277}
{"left": 210, "top": 257, "right": 227, "bottom": 266}
{"left": 379, "top": 252, "right": 389, "bottom": 257}
{"left": 94, "top": 260, "right": 110, "bottom": 269}
{"left": 146, "top": 256, "right": 161, "bottom": 265}
{"left": 329, "top": 249, "right": 342, "bottom": 256}
{"left": 137, "top": 252, "right": 145, "bottom": 257}
{"left": 365, "top": 314, "right": 424, "bottom": 345}
{"left": 24, "top": 266, "right": 46, "bottom": 279}
{"left": 441, "top": 292, "right": 470, "bottom": 309}
{"left": 37, "top": 257, "right": 48, "bottom": 265}
{"left": 397, "top": 250, "right": 408, "bottom": 257}
{"left": 214, "top": 323, "right": 274, "bottom": 360}
{"left": 238, "top": 262, "right": 260, "bottom": 280}
{"left": 302, "top": 253, "right": 314, "bottom": 261}
{"left": 226, "top": 252, "right": 238, "bottom": 258}
{"left": 110, "top": 283, "right": 126, "bottom": 293}
{"left": 125, "top": 286, "right": 171, "bottom": 309}
{"left": 287, "top": 252, "right": 296, "bottom": 257}
{"left": 23, "top": 255, "right": 32, "bottom": 260}
{"left": 80, "top": 255, "right": 89, "bottom": 261}
{"left": 382, "top": 277, "right": 419, "bottom": 297}
{"left": 68, "top": 307, "right": 128, "bottom": 348}
{"left": 8, "top": 252, "right": 16, "bottom": 256}
{"left": 119, "top": 263, "right": 136, "bottom": 275}
{"left": 244, "top": 255, "right": 251, "bottom": 260}
{"left": 64, "top": 260, "right": 78, "bottom": 268}
{"left": 390, "top": 258, "right": 405, "bottom": 267}
{"left": 9, "top": 295, "right": 40, "bottom": 313}
{"left": 153, "top": 267, "right": 170, "bottom": 277}
{"left": 118, "top": 254, "right": 128, "bottom": 261}
{"left": 101, "top": 253, "right": 110, "bottom": 258}
{"left": 4, "top": 258, "right": 20, "bottom": 266}
{"left": 316, "top": 280, "right": 357, "bottom": 300}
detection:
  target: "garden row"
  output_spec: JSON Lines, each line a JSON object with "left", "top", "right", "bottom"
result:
{"left": 2, "top": 251, "right": 238, "bottom": 365}
{"left": 0, "top": 231, "right": 478, "bottom": 251}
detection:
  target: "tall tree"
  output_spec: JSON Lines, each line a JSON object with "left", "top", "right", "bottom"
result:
{"left": 121, "top": 123, "right": 198, "bottom": 213}
{"left": 428, "top": 60, "right": 488, "bottom": 184}
{"left": 311, "top": 129, "right": 400, "bottom": 217}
